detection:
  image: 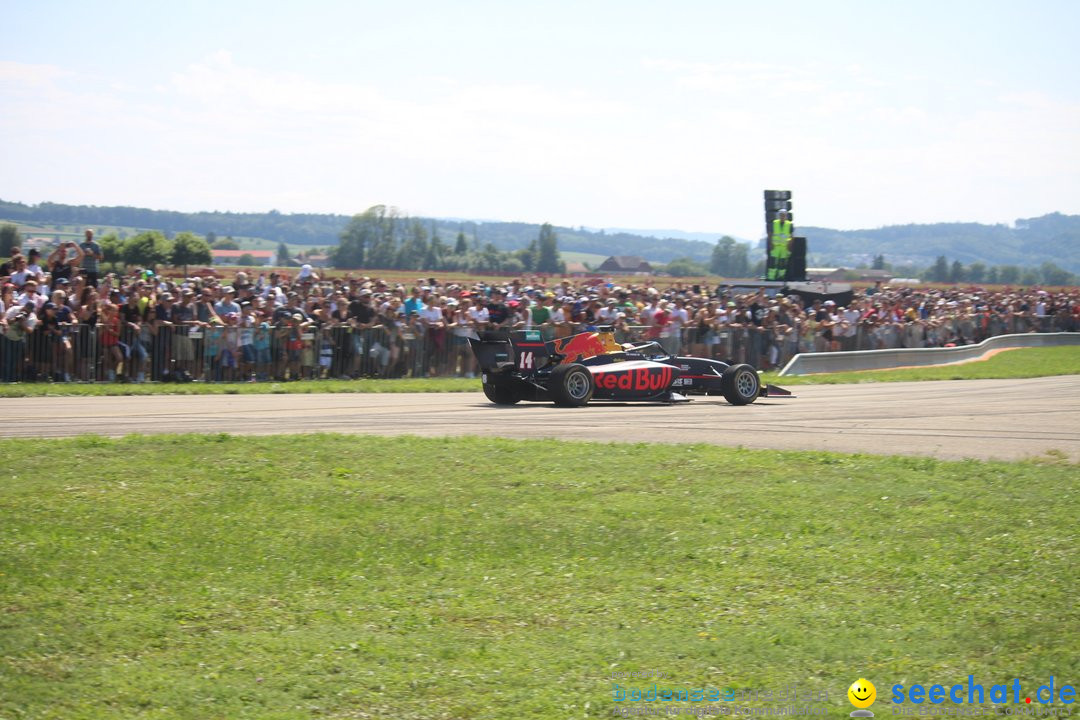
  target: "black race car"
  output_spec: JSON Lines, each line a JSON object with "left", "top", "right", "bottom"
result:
{"left": 470, "top": 329, "right": 792, "bottom": 407}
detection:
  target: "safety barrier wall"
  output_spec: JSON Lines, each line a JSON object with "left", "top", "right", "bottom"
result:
{"left": 777, "top": 332, "right": 1080, "bottom": 376}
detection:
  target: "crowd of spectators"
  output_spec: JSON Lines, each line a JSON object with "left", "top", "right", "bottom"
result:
{"left": 1, "top": 235, "right": 1078, "bottom": 383}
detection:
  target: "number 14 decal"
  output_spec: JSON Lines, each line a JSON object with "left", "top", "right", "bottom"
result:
{"left": 518, "top": 351, "right": 534, "bottom": 369}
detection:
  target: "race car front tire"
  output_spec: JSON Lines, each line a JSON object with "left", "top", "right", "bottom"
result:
{"left": 482, "top": 378, "right": 522, "bottom": 405}
{"left": 549, "top": 363, "right": 594, "bottom": 407}
{"left": 720, "top": 364, "right": 760, "bottom": 405}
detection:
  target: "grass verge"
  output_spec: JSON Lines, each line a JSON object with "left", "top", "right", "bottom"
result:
{"left": 1, "top": 434, "right": 1076, "bottom": 719}
{"left": 766, "top": 345, "right": 1080, "bottom": 385}
{"left": 0, "top": 376, "right": 478, "bottom": 398}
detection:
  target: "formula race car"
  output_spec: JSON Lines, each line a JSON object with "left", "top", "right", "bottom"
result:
{"left": 470, "top": 329, "right": 792, "bottom": 407}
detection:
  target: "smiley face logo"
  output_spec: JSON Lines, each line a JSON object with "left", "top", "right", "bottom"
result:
{"left": 848, "top": 678, "right": 877, "bottom": 709}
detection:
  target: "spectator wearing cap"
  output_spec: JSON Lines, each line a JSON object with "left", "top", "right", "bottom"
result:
{"left": 214, "top": 287, "right": 240, "bottom": 317}
{"left": 419, "top": 295, "right": 446, "bottom": 375}
{"left": 262, "top": 273, "right": 286, "bottom": 305}
{"left": 466, "top": 293, "right": 490, "bottom": 335}
{"left": 171, "top": 290, "right": 197, "bottom": 379}
{"left": 530, "top": 293, "right": 555, "bottom": 340}
{"left": 237, "top": 302, "right": 257, "bottom": 381}
{"left": 274, "top": 292, "right": 308, "bottom": 324}
{"left": 347, "top": 288, "right": 378, "bottom": 378}
{"left": 403, "top": 286, "right": 424, "bottom": 317}
{"left": 217, "top": 312, "right": 242, "bottom": 382}
{"left": 153, "top": 292, "right": 178, "bottom": 380}
{"left": 446, "top": 297, "right": 477, "bottom": 377}
{"left": 486, "top": 289, "right": 511, "bottom": 329}
{"left": 16, "top": 278, "right": 45, "bottom": 311}
{"left": 296, "top": 264, "right": 318, "bottom": 284}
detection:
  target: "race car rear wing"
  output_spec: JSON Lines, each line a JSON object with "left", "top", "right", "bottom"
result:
{"left": 470, "top": 330, "right": 554, "bottom": 373}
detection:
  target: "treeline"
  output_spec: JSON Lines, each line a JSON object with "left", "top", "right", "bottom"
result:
{"left": 658, "top": 236, "right": 752, "bottom": 277}
{"left": 0, "top": 199, "right": 347, "bottom": 246}
{"left": 804, "top": 212, "right": 1080, "bottom": 273}
{"left": 0, "top": 224, "right": 214, "bottom": 273}
{"left": 916, "top": 255, "right": 1075, "bottom": 286}
{"left": 334, "top": 206, "right": 565, "bottom": 274}
{"left": 4, "top": 198, "right": 1080, "bottom": 274}
{"left": 0, "top": 198, "right": 712, "bottom": 263}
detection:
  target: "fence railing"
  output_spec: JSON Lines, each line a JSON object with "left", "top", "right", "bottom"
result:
{"left": 0, "top": 313, "right": 1075, "bottom": 383}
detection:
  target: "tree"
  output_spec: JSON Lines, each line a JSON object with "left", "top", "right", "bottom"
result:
{"left": 122, "top": 231, "right": 171, "bottom": 270}
{"left": 514, "top": 238, "right": 538, "bottom": 272}
{"left": 395, "top": 220, "right": 429, "bottom": 270}
{"left": 709, "top": 236, "right": 748, "bottom": 277}
{"left": 205, "top": 231, "right": 217, "bottom": 246}
{"left": 535, "top": 223, "right": 563, "bottom": 273}
{"left": 664, "top": 257, "right": 708, "bottom": 277}
{"left": 276, "top": 241, "right": 290, "bottom": 266}
{"left": 929, "top": 255, "right": 949, "bottom": 283}
{"left": 211, "top": 237, "right": 239, "bottom": 250}
{"left": 1040, "top": 261, "right": 1074, "bottom": 286}
{"left": 237, "top": 253, "right": 258, "bottom": 267}
{"left": 335, "top": 204, "right": 405, "bottom": 269}
{"left": 987, "top": 266, "right": 1000, "bottom": 284}
{"left": 872, "top": 253, "right": 886, "bottom": 270}
{"left": 99, "top": 233, "right": 124, "bottom": 270}
{"left": 170, "top": 232, "right": 212, "bottom": 275}
{"left": 998, "top": 265, "right": 1021, "bottom": 284}
{"left": 967, "top": 262, "right": 987, "bottom": 283}
{"left": 0, "top": 223, "right": 21, "bottom": 256}
{"left": 949, "top": 260, "right": 964, "bottom": 283}
{"left": 335, "top": 207, "right": 391, "bottom": 269}
{"left": 454, "top": 231, "right": 468, "bottom": 255}
{"left": 1020, "top": 269, "right": 1040, "bottom": 286}
{"left": 499, "top": 256, "right": 525, "bottom": 274}
{"left": 425, "top": 234, "right": 447, "bottom": 271}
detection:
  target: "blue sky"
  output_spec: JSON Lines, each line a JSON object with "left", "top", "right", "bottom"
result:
{"left": 2, "top": 0, "right": 1077, "bottom": 240}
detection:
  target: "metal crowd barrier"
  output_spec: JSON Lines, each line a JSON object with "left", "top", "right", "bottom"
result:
{"left": 0, "top": 315, "right": 1075, "bottom": 383}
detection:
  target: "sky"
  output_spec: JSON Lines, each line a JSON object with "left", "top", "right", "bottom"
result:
{"left": 2, "top": 0, "right": 1078, "bottom": 241}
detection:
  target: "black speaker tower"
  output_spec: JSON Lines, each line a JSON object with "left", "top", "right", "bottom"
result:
{"left": 763, "top": 189, "right": 806, "bottom": 282}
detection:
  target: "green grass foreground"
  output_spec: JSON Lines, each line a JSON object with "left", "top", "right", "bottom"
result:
{"left": 1, "top": 435, "right": 1076, "bottom": 719}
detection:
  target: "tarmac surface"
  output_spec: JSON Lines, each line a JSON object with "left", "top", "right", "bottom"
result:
{"left": 3, "top": 375, "right": 1079, "bottom": 461}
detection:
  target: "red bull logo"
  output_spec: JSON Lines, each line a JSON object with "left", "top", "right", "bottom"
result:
{"left": 593, "top": 366, "right": 673, "bottom": 393}
{"left": 553, "top": 332, "right": 609, "bottom": 363}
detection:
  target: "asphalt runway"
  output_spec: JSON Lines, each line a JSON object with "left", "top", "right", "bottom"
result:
{"left": 4, "top": 375, "right": 1079, "bottom": 461}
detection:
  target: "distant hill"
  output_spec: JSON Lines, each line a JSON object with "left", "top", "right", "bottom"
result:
{"left": 2, "top": 199, "right": 1078, "bottom": 272}
{"left": 801, "top": 213, "right": 1080, "bottom": 273}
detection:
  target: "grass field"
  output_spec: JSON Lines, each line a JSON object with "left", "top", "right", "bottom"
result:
{"left": 766, "top": 345, "right": 1080, "bottom": 385}
{"left": 1, "top": 435, "right": 1076, "bottom": 719}
{"left": 0, "top": 346, "right": 1076, "bottom": 398}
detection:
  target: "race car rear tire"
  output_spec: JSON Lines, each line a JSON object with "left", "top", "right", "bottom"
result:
{"left": 720, "top": 364, "right": 760, "bottom": 405}
{"left": 482, "top": 379, "right": 522, "bottom": 405}
{"left": 549, "top": 363, "right": 594, "bottom": 407}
